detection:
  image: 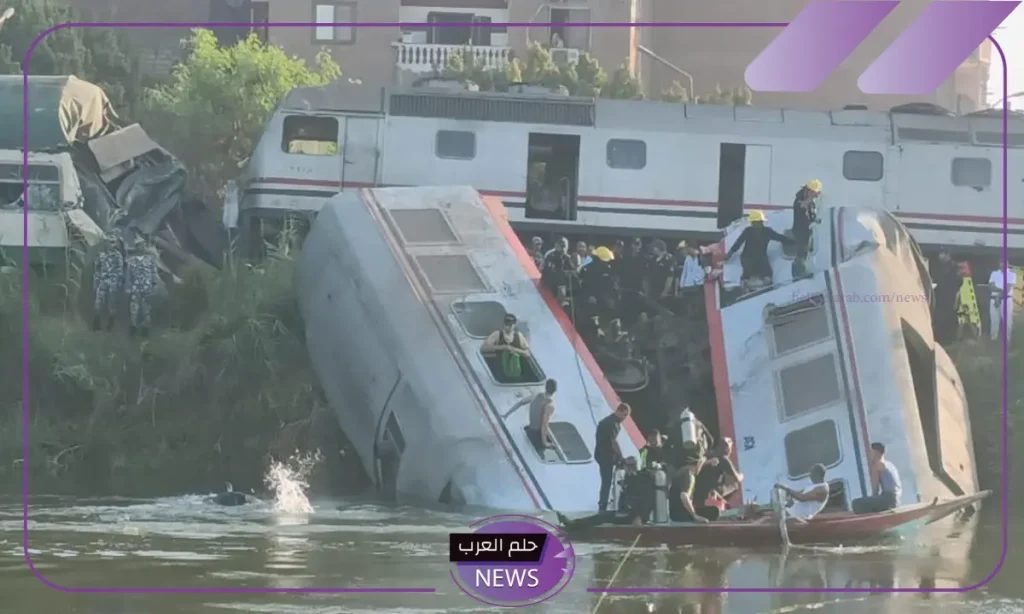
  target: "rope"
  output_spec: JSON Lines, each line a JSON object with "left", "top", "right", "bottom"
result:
{"left": 590, "top": 531, "right": 642, "bottom": 614}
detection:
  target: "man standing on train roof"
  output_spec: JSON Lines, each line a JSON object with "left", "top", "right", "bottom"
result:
{"left": 988, "top": 264, "right": 1017, "bottom": 342}
{"left": 482, "top": 313, "right": 532, "bottom": 382}
{"left": 725, "top": 210, "right": 795, "bottom": 287}
{"left": 504, "top": 378, "right": 557, "bottom": 453}
{"left": 595, "top": 403, "right": 631, "bottom": 512}
{"left": 124, "top": 235, "right": 159, "bottom": 338}
{"left": 852, "top": 442, "right": 903, "bottom": 514}
{"left": 792, "top": 179, "right": 821, "bottom": 247}
{"left": 92, "top": 233, "right": 124, "bottom": 332}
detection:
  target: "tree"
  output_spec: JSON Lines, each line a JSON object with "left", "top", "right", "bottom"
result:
{"left": 142, "top": 28, "right": 341, "bottom": 207}
{"left": 660, "top": 80, "right": 753, "bottom": 106}
{"left": 444, "top": 42, "right": 642, "bottom": 100}
{"left": 0, "top": 0, "right": 135, "bottom": 113}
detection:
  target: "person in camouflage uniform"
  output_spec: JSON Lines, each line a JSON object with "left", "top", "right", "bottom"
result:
{"left": 92, "top": 233, "right": 124, "bottom": 331}
{"left": 124, "top": 236, "right": 158, "bottom": 337}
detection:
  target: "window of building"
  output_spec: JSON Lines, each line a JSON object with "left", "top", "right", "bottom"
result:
{"left": 777, "top": 353, "right": 842, "bottom": 418}
{"left": 314, "top": 2, "right": 355, "bottom": 44}
{"left": 606, "top": 139, "right": 646, "bottom": 169}
{"left": 951, "top": 157, "right": 991, "bottom": 188}
{"left": 281, "top": 115, "right": 339, "bottom": 155}
{"left": 769, "top": 297, "right": 832, "bottom": 356}
{"left": 452, "top": 300, "right": 508, "bottom": 338}
{"left": 842, "top": 151, "right": 884, "bottom": 181}
{"left": 427, "top": 12, "right": 477, "bottom": 45}
{"left": 435, "top": 130, "right": 476, "bottom": 160}
{"left": 784, "top": 420, "right": 841, "bottom": 478}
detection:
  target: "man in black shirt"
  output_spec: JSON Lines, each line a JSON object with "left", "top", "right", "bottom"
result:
{"left": 542, "top": 236, "right": 574, "bottom": 299}
{"left": 619, "top": 237, "right": 647, "bottom": 323}
{"left": 668, "top": 456, "right": 720, "bottom": 523}
{"left": 595, "top": 403, "right": 631, "bottom": 511}
{"left": 646, "top": 239, "right": 676, "bottom": 300}
{"left": 693, "top": 438, "right": 743, "bottom": 510}
{"left": 557, "top": 456, "right": 652, "bottom": 529}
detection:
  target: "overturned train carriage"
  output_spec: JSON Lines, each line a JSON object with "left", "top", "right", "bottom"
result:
{"left": 712, "top": 205, "right": 980, "bottom": 512}
{"left": 295, "top": 186, "right": 643, "bottom": 513}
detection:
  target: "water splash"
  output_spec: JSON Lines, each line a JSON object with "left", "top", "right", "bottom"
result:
{"left": 263, "top": 450, "right": 322, "bottom": 515}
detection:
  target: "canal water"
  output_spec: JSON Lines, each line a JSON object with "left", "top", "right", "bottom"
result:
{"left": 2, "top": 464, "right": 1019, "bottom": 613}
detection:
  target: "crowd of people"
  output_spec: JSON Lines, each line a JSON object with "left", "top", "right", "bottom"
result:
{"left": 91, "top": 232, "right": 160, "bottom": 337}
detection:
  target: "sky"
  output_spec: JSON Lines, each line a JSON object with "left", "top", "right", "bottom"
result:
{"left": 989, "top": 7, "right": 1024, "bottom": 108}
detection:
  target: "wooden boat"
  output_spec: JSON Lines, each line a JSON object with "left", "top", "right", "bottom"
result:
{"left": 561, "top": 491, "right": 990, "bottom": 548}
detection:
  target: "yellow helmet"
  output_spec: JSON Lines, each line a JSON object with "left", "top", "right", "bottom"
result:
{"left": 806, "top": 179, "right": 823, "bottom": 192}
{"left": 592, "top": 246, "right": 615, "bottom": 262}
{"left": 747, "top": 210, "right": 766, "bottom": 223}
{"left": 677, "top": 240, "right": 687, "bottom": 250}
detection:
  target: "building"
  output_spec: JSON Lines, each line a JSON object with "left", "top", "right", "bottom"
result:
{"left": 69, "top": 0, "right": 990, "bottom": 113}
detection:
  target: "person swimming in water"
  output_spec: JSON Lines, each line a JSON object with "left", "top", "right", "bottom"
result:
{"left": 208, "top": 482, "right": 259, "bottom": 506}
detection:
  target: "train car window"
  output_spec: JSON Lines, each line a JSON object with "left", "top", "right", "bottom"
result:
{"left": 951, "top": 157, "right": 991, "bottom": 188}
{"left": 435, "top": 130, "right": 476, "bottom": 160}
{"left": 777, "top": 353, "right": 843, "bottom": 418}
{"left": 768, "top": 297, "right": 832, "bottom": 356}
{"left": 547, "top": 422, "right": 592, "bottom": 463}
{"left": 281, "top": 115, "right": 339, "bottom": 155}
{"left": 842, "top": 151, "right": 883, "bottom": 181}
{"left": 784, "top": 419, "right": 841, "bottom": 478}
{"left": 452, "top": 300, "right": 508, "bottom": 338}
{"left": 606, "top": 139, "right": 646, "bottom": 170}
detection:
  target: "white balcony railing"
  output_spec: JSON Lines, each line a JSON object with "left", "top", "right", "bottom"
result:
{"left": 394, "top": 43, "right": 511, "bottom": 73}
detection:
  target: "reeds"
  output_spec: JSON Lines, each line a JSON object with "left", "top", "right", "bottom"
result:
{"left": 0, "top": 236, "right": 363, "bottom": 496}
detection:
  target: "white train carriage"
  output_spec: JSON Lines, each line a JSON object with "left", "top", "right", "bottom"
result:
{"left": 237, "top": 82, "right": 1023, "bottom": 262}
{"left": 707, "top": 205, "right": 979, "bottom": 511}
{"left": 295, "top": 185, "right": 643, "bottom": 512}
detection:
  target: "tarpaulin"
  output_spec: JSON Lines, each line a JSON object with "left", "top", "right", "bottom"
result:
{"left": 0, "top": 75, "right": 116, "bottom": 151}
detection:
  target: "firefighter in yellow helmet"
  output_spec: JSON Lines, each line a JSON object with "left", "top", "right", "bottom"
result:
{"left": 580, "top": 245, "right": 618, "bottom": 314}
{"left": 792, "top": 179, "right": 821, "bottom": 262}
{"left": 725, "top": 211, "right": 794, "bottom": 286}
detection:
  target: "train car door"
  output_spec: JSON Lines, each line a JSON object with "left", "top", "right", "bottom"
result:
{"left": 341, "top": 116, "right": 381, "bottom": 190}
{"left": 716, "top": 143, "right": 772, "bottom": 228}
{"left": 525, "top": 132, "right": 580, "bottom": 221}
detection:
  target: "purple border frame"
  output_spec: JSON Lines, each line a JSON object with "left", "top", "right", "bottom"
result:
{"left": 19, "top": 20, "right": 1011, "bottom": 597}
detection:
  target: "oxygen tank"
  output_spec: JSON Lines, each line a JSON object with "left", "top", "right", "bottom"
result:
{"left": 679, "top": 409, "right": 699, "bottom": 452}
{"left": 609, "top": 465, "right": 626, "bottom": 512}
{"left": 653, "top": 464, "right": 669, "bottom": 523}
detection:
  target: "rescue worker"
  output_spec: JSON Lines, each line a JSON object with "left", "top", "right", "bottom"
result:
{"left": 693, "top": 438, "right": 743, "bottom": 511}
{"left": 618, "top": 237, "right": 648, "bottom": 323}
{"left": 955, "top": 261, "right": 980, "bottom": 340}
{"left": 724, "top": 210, "right": 794, "bottom": 287}
{"left": 792, "top": 179, "right": 821, "bottom": 261}
{"left": 124, "top": 236, "right": 158, "bottom": 337}
{"left": 482, "top": 313, "right": 532, "bottom": 382}
{"left": 668, "top": 455, "right": 719, "bottom": 523}
{"left": 852, "top": 442, "right": 903, "bottom": 514}
{"left": 517, "top": 379, "right": 556, "bottom": 453}
{"left": 579, "top": 246, "right": 617, "bottom": 314}
{"left": 639, "top": 429, "right": 665, "bottom": 470}
{"left": 988, "top": 265, "right": 1017, "bottom": 342}
{"left": 595, "top": 403, "right": 631, "bottom": 512}
{"left": 91, "top": 233, "right": 124, "bottom": 331}
{"left": 556, "top": 456, "right": 652, "bottom": 529}
{"left": 932, "top": 251, "right": 960, "bottom": 345}
{"left": 528, "top": 236, "right": 546, "bottom": 271}
{"left": 542, "top": 237, "right": 574, "bottom": 301}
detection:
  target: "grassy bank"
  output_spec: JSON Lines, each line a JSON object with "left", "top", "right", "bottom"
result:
{"left": 948, "top": 313, "right": 1023, "bottom": 503}
{"left": 0, "top": 251, "right": 367, "bottom": 497}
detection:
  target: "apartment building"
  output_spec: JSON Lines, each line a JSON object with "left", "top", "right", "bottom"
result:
{"left": 70, "top": 0, "right": 990, "bottom": 113}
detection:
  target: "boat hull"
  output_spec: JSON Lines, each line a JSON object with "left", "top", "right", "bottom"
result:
{"left": 563, "top": 491, "right": 990, "bottom": 548}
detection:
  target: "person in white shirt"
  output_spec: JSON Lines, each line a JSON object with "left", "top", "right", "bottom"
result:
{"left": 774, "top": 463, "right": 830, "bottom": 523}
{"left": 677, "top": 240, "right": 706, "bottom": 291}
{"left": 988, "top": 266, "right": 1018, "bottom": 342}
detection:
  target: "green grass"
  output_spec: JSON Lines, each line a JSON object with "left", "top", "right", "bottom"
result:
{"left": 0, "top": 244, "right": 366, "bottom": 497}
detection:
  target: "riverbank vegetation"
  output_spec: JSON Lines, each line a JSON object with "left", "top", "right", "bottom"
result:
{"left": 0, "top": 247, "right": 367, "bottom": 497}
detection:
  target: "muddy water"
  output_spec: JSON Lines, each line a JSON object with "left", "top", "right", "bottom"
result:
{"left": 0, "top": 496, "right": 1019, "bottom": 613}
